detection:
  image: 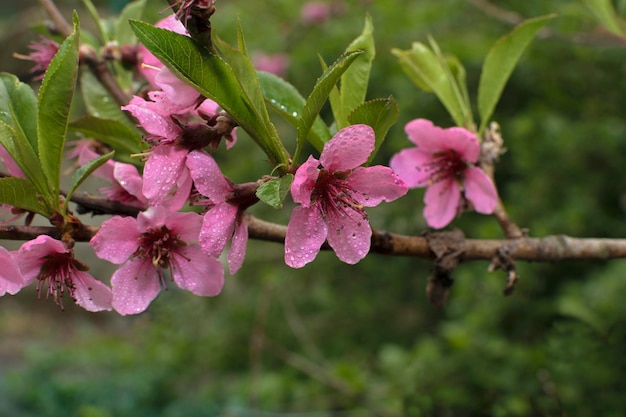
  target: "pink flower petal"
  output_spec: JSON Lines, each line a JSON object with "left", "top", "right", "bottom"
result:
{"left": 324, "top": 205, "right": 372, "bottom": 264}
{"left": 111, "top": 259, "right": 161, "bottom": 315}
{"left": 72, "top": 270, "right": 112, "bottom": 312}
{"left": 442, "top": 127, "right": 480, "bottom": 163}
{"left": 291, "top": 155, "right": 319, "bottom": 206}
{"left": 463, "top": 166, "right": 498, "bottom": 214}
{"left": 348, "top": 166, "right": 408, "bottom": 207}
{"left": 122, "top": 97, "right": 181, "bottom": 140}
{"left": 17, "top": 235, "right": 66, "bottom": 284}
{"left": 0, "top": 247, "right": 24, "bottom": 295}
{"left": 170, "top": 246, "right": 224, "bottom": 296}
{"left": 228, "top": 218, "right": 248, "bottom": 274}
{"left": 113, "top": 162, "right": 146, "bottom": 204}
{"left": 404, "top": 119, "right": 446, "bottom": 152}
{"left": 423, "top": 178, "right": 461, "bottom": 229}
{"left": 285, "top": 206, "right": 328, "bottom": 268}
{"left": 90, "top": 216, "right": 140, "bottom": 264}
{"left": 142, "top": 144, "right": 188, "bottom": 205}
{"left": 155, "top": 67, "right": 201, "bottom": 108}
{"left": 166, "top": 211, "right": 203, "bottom": 242}
{"left": 320, "top": 124, "right": 374, "bottom": 171}
{"left": 186, "top": 150, "right": 232, "bottom": 200}
{"left": 389, "top": 147, "right": 435, "bottom": 188}
{"left": 198, "top": 203, "right": 238, "bottom": 257}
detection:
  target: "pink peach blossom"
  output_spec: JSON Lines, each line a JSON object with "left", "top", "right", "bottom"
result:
{"left": 285, "top": 124, "right": 408, "bottom": 268}
{"left": 186, "top": 150, "right": 252, "bottom": 274}
{"left": 14, "top": 36, "right": 59, "bottom": 80}
{"left": 15, "top": 235, "right": 112, "bottom": 311}
{"left": 390, "top": 119, "right": 498, "bottom": 229}
{"left": 90, "top": 206, "right": 224, "bottom": 315}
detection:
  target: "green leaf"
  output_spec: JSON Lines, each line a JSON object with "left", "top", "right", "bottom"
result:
{"left": 296, "top": 50, "right": 363, "bottom": 158}
{"left": 333, "top": 14, "right": 375, "bottom": 129}
{"left": 63, "top": 151, "right": 114, "bottom": 212}
{"left": 258, "top": 71, "right": 331, "bottom": 151}
{"left": 82, "top": 0, "right": 110, "bottom": 44}
{"left": 0, "top": 121, "right": 53, "bottom": 208}
{"left": 81, "top": 71, "right": 134, "bottom": 127}
{"left": 0, "top": 176, "right": 52, "bottom": 216}
{"left": 256, "top": 174, "right": 294, "bottom": 209}
{"left": 477, "top": 14, "right": 556, "bottom": 133}
{"left": 0, "top": 73, "right": 39, "bottom": 152}
{"left": 37, "top": 12, "right": 80, "bottom": 197}
{"left": 581, "top": 0, "right": 625, "bottom": 37}
{"left": 347, "top": 97, "right": 399, "bottom": 165}
{"left": 69, "top": 115, "right": 143, "bottom": 158}
{"left": 392, "top": 41, "right": 470, "bottom": 128}
{"left": 130, "top": 20, "right": 290, "bottom": 172}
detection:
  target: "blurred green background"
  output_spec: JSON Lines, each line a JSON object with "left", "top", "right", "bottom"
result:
{"left": 2, "top": 0, "right": 626, "bottom": 416}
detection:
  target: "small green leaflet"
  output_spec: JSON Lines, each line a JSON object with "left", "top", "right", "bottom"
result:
{"left": 256, "top": 174, "right": 294, "bottom": 209}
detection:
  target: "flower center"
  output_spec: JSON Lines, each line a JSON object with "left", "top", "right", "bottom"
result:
{"left": 313, "top": 169, "right": 367, "bottom": 227}
{"left": 36, "top": 252, "right": 88, "bottom": 310}
{"left": 134, "top": 226, "right": 187, "bottom": 270}
{"left": 424, "top": 149, "right": 468, "bottom": 184}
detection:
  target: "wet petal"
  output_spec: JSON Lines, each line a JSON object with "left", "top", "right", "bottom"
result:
{"left": 389, "top": 147, "right": 436, "bottom": 188}
{"left": 198, "top": 203, "right": 238, "bottom": 257}
{"left": 285, "top": 206, "right": 328, "bottom": 268}
{"left": 111, "top": 259, "right": 161, "bottom": 315}
{"left": 166, "top": 211, "right": 203, "bottom": 242}
{"left": 186, "top": 150, "right": 232, "bottom": 200}
{"left": 122, "top": 97, "right": 181, "bottom": 140}
{"left": 171, "top": 245, "right": 224, "bottom": 296}
{"left": 113, "top": 162, "right": 146, "bottom": 204}
{"left": 291, "top": 155, "right": 320, "bottom": 206}
{"left": 348, "top": 166, "right": 408, "bottom": 207}
{"left": 423, "top": 179, "right": 461, "bottom": 229}
{"left": 72, "top": 270, "right": 113, "bottom": 312}
{"left": 325, "top": 205, "right": 371, "bottom": 264}
{"left": 320, "top": 124, "right": 374, "bottom": 171}
{"left": 464, "top": 166, "right": 498, "bottom": 214}
{"left": 228, "top": 217, "right": 248, "bottom": 275}
{"left": 142, "top": 145, "right": 188, "bottom": 205}
{"left": 90, "top": 215, "right": 140, "bottom": 264}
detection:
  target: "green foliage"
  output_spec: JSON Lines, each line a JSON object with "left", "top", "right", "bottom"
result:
{"left": 392, "top": 38, "right": 473, "bottom": 129}
{"left": 347, "top": 97, "right": 399, "bottom": 165}
{"left": 581, "top": 0, "right": 625, "bottom": 36}
{"left": 256, "top": 174, "right": 293, "bottom": 210}
{"left": 37, "top": 13, "right": 80, "bottom": 198}
{"left": 329, "top": 14, "right": 375, "bottom": 130}
{"left": 477, "top": 14, "right": 556, "bottom": 133}
{"left": 258, "top": 71, "right": 331, "bottom": 151}
{"left": 295, "top": 50, "right": 363, "bottom": 159}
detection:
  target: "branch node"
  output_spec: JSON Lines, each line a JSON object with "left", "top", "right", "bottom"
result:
{"left": 488, "top": 245, "right": 519, "bottom": 296}
{"left": 425, "top": 229, "right": 466, "bottom": 307}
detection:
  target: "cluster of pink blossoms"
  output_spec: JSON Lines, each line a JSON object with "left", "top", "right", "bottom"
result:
{"left": 0, "top": 14, "right": 501, "bottom": 315}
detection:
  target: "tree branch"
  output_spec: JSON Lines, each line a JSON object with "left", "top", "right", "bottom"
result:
{"left": 2, "top": 217, "right": 626, "bottom": 263}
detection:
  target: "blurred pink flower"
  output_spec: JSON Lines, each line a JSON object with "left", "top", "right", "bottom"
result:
{"left": 186, "top": 150, "right": 253, "bottom": 274}
{"left": 14, "top": 36, "right": 59, "bottom": 80}
{"left": 285, "top": 124, "right": 408, "bottom": 268}
{"left": 90, "top": 206, "right": 224, "bottom": 315}
{"left": 390, "top": 119, "right": 498, "bottom": 229}
{"left": 300, "top": 2, "right": 331, "bottom": 25}
{"left": 0, "top": 246, "right": 24, "bottom": 296}
{"left": 15, "top": 235, "right": 112, "bottom": 311}
{"left": 252, "top": 52, "right": 289, "bottom": 78}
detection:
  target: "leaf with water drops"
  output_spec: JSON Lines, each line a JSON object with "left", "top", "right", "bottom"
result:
{"left": 258, "top": 71, "right": 331, "bottom": 152}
